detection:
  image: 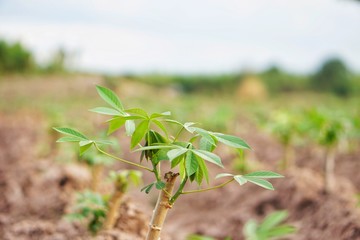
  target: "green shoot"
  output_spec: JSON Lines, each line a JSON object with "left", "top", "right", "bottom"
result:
{"left": 65, "top": 190, "right": 107, "bottom": 234}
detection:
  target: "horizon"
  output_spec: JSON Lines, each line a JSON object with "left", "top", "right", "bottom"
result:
{"left": 0, "top": 0, "right": 359, "bottom": 75}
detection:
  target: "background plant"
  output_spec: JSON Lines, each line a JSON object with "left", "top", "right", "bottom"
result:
{"left": 103, "top": 170, "right": 142, "bottom": 231}
{"left": 303, "top": 108, "right": 349, "bottom": 192}
{"left": 65, "top": 170, "right": 142, "bottom": 233}
{"left": 243, "top": 210, "right": 296, "bottom": 240}
{"left": 262, "top": 110, "right": 302, "bottom": 170}
{"left": 186, "top": 210, "right": 295, "bottom": 240}
{"left": 79, "top": 137, "right": 118, "bottom": 192}
{"left": 65, "top": 190, "right": 107, "bottom": 234}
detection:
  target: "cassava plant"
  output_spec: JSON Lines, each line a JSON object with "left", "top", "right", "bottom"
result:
{"left": 243, "top": 210, "right": 296, "bottom": 240}
{"left": 232, "top": 149, "right": 249, "bottom": 174}
{"left": 187, "top": 210, "right": 296, "bottom": 240}
{"left": 265, "top": 111, "right": 300, "bottom": 170}
{"left": 65, "top": 190, "right": 107, "bottom": 234}
{"left": 81, "top": 149, "right": 115, "bottom": 192}
{"left": 103, "top": 170, "right": 142, "bottom": 231}
{"left": 65, "top": 170, "right": 141, "bottom": 233}
{"left": 54, "top": 85, "right": 283, "bottom": 239}
{"left": 305, "top": 109, "right": 347, "bottom": 193}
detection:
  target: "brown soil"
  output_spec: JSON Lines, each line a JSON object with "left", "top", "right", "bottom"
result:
{"left": 1, "top": 114, "right": 360, "bottom": 240}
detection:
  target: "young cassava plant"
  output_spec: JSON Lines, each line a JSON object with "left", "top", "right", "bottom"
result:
{"left": 65, "top": 170, "right": 141, "bottom": 233}
{"left": 80, "top": 149, "right": 115, "bottom": 192}
{"left": 65, "top": 190, "right": 107, "bottom": 234}
{"left": 187, "top": 210, "right": 296, "bottom": 240}
{"left": 304, "top": 109, "right": 347, "bottom": 193}
{"left": 243, "top": 210, "right": 296, "bottom": 240}
{"left": 265, "top": 110, "right": 301, "bottom": 170}
{"left": 103, "top": 170, "right": 142, "bottom": 231}
{"left": 54, "top": 85, "right": 283, "bottom": 240}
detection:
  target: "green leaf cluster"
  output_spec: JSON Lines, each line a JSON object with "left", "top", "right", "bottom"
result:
{"left": 55, "top": 86, "right": 280, "bottom": 201}
{"left": 303, "top": 108, "right": 349, "bottom": 147}
{"left": 65, "top": 190, "right": 108, "bottom": 234}
{"left": 109, "top": 170, "right": 142, "bottom": 192}
{"left": 53, "top": 127, "right": 113, "bottom": 156}
{"left": 263, "top": 110, "right": 302, "bottom": 146}
{"left": 243, "top": 210, "right": 296, "bottom": 240}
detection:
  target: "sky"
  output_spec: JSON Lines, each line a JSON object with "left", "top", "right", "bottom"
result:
{"left": 0, "top": 0, "right": 359, "bottom": 74}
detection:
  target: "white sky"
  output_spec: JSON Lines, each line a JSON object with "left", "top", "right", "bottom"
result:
{"left": 0, "top": 0, "right": 359, "bottom": 74}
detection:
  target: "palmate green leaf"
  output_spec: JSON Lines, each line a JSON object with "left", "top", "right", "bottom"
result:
{"left": 96, "top": 85, "right": 124, "bottom": 111}
{"left": 130, "top": 120, "right": 149, "bottom": 148}
{"left": 53, "top": 127, "right": 88, "bottom": 140}
{"left": 89, "top": 107, "right": 122, "bottom": 116}
{"left": 107, "top": 117, "right": 126, "bottom": 135}
{"left": 192, "top": 149, "right": 224, "bottom": 168}
{"left": 213, "top": 133, "right": 251, "bottom": 150}
{"left": 197, "top": 157, "right": 209, "bottom": 184}
{"left": 185, "top": 151, "right": 199, "bottom": 176}
{"left": 168, "top": 148, "right": 188, "bottom": 161}
{"left": 244, "top": 171, "right": 284, "bottom": 179}
{"left": 259, "top": 210, "right": 288, "bottom": 232}
{"left": 244, "top": 177, "right": 274, "bottom": 190}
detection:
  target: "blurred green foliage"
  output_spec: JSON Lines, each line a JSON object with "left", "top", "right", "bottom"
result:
{"left": 124, "top": 58, "right": 359, "bottom": 97}
{"left": 243, "top": 210, "right": 296, "bottom": 240}
{"left": 0, "top": 39, "right": 67, "bottom": 74}
{"left": 187, "top": 211, "right": 295, "bottom": 240}
{"left": 312, "top": 58, "right": 352, "bottom": 96}
{"left": 0, "top": 40, "right": 35, "bottom": 73}
{"left": 132, "top": 73, "right": 241, "bottom": 93}
{"left": 65, "top": 190, "right": 108, "bottom": 234}
{"left": 260, "top": 66, "right": 309, "bottom": 93}
{"left": 303, "top": 108, "right": 350, "bottom": 148}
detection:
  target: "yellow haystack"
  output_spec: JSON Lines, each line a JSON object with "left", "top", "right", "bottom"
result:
{"left": 236, "top": 76, "right": 267, "bottom": 101}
